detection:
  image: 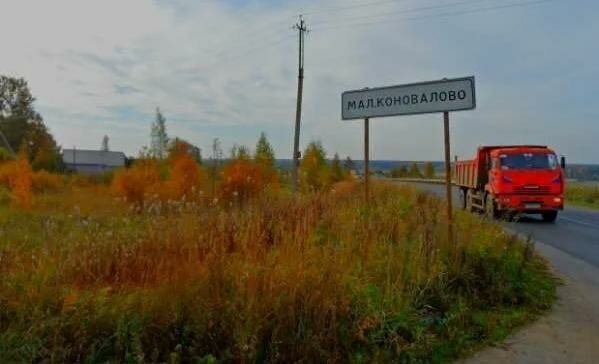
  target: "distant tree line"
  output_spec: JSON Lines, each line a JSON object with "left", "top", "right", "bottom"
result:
{"left": 565, "top": 165, "right": 599, "bottom": 182}
{"left": 390, "top": 162, "right": 436, "bottom": 179}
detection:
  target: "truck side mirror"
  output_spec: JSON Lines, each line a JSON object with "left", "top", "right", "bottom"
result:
{"left": 560, "top": 156, "right": 566, "bottom": 169}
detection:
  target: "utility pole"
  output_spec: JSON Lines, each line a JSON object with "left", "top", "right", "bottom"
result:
{"left": 291, "top": 15, "right": 308, "bottom": 194}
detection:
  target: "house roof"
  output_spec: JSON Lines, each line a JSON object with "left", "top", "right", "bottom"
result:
{"left": 62, "top": 149, "right": 126, "bottom": 167}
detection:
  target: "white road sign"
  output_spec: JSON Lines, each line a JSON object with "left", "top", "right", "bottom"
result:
{"left": 341, "top": 76, "right": 476, "bottom": 120}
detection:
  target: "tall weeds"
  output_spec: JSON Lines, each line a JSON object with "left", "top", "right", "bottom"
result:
{"left": 219, "top": 158, "right": 277, "bottom": 204}
{"left": 0, "top": 155, "right": 63, "bottom": 208}
{"left": 0, "top": 182, "right": 556, "bottom": 362}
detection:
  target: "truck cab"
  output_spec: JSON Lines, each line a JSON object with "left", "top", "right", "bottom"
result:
{"left": 455, "top": 145, "right": 565, "bottom": 222}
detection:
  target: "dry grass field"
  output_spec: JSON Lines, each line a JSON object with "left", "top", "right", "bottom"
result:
{"left": 0, "top": 153, "right": 556, "bottom": 363}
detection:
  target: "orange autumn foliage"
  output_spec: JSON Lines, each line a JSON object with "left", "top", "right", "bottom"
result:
{"left": 111, "top": 159, "right": 162, "bottom": 208}
{"left": 112, "top": 153, "right": 207, "bottom": 207}
{"left": 331, "top": 180, "right": 359, "bottom": 198}
{"left": 32, "top": 170, "right": 64, "bottom": 193}
{"left": 0, "top": 156, "right": 34, "bottom": 208}
{"left": 165, "top": 153, "right": 206, "bottom": 201}
{"left": 219, "top": 159, "right": 277, "bottom": 203}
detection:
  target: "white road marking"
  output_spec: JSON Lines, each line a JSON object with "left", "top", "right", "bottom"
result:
{"left": 560, "top": 216, "right": 599, "bottom": 229}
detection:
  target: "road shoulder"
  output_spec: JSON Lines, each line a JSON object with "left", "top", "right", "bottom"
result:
{"left": 461, "top": 239, "right": 599, "bottom": 364}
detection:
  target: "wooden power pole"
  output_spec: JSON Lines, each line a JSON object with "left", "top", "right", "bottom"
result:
{"left": 291, "top": 15, "right": 308, "bottom": 194}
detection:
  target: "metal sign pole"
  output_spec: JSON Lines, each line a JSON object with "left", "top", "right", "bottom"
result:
{"left": 364, "top": 117, "right": 370, "bottom": 203}
{"left": 443, "top": 111, "right": 454, "bottom": 245}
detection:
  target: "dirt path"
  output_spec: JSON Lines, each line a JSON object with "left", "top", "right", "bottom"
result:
{"left": 461, "top": 239, "right": 599, "bottom": 364}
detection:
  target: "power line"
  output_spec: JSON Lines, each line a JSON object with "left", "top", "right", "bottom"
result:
{"left": 310, "top": 0, "right": 508, "bottom": 27}
{"left": 312, "top": 0, "right": 558, "bottom": 31}
{"left": 177, "top": 0, "right": 556, "bottom": 70}
{"left": 170, "top": 20, "right": 295, "bottom": 75}
{"left": 172, "top": 33, "right": 294, "bottom": 78}
{"left": 301, "top": 0, "right": 408, "bottom": 16}
{"left": 197, "top": 19, "right": 292, "bottom": 59}
{"left": 162, "top": 0, "right": 297, "bottom": 67}
{"left": 162, "top": 1, "right": 486, "bottom": 74}
{"left": 209, "top": 33, "right": 296, "bottom": 68}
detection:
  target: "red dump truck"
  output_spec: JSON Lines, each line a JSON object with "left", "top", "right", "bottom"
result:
{"left": 454, "top": 145, "right": 566, "bottom": 222}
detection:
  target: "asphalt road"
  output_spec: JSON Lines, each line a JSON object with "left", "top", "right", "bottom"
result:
{"left": 403, "top": 182, "right": 599, "bottom": 268}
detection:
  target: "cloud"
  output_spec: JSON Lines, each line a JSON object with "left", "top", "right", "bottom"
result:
{"left": 0, "top": 0, "right": 596, "bottom": 163}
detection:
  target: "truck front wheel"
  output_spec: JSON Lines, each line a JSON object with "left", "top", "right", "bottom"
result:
{"left": 542, "top": 211, "right": 558, "bottom": 223}
{"left": 466, "top": 189, "right": 474, "bottom": 213}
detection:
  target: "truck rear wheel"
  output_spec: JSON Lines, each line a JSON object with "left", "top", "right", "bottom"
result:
{"left": 542, "top": 211, "right": 558, "bottom": 223}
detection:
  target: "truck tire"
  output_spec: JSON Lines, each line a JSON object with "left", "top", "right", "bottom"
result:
{"left": 466, "top": 189, "right": 474, "bottom": 213}
{"left": 459, "top": 188, "right": 467, "bottom": 210}
{"left": 503, "top": 211, "right": 516, "bottom": 222}
{"left": 542, "top": 211, "right": 558, "bottom": 223}
{"left": 485, "top": 195, "right": 498, "bottom": 220}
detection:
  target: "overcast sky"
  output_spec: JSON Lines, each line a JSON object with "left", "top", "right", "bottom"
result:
{"left": 1, "top": 0, "right": 597, "bottom": 163}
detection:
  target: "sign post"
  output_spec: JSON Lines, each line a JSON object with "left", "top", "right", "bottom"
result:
{"left": 364, "top": 117, "right": 370, "bottom": 203}
{"left": 341, "top": 76, "right": 476, "bottom": 244}
{"left": 443, "top": 111, "right": 453, "bottom": 245}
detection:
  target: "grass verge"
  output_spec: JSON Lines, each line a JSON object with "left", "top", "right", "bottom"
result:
{"left": 0, "top": 183, "right": 557, "bottom": 363}
{"left": 566, "top": 183, "right": 599, "bottom": 210}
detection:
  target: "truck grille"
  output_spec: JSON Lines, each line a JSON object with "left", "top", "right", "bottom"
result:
{"left": 513, "top": 185, "right": 550, "bottom": 195}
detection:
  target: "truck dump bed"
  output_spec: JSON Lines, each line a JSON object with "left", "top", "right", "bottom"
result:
{"left": 454, "top": 160, "right": 478, "bottom": 188}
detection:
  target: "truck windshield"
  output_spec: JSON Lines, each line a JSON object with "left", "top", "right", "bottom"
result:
{"left": 499, "top": 153, "right": 558, "bottom": 170}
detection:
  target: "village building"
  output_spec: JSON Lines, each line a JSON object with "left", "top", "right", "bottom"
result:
{"left": 62, "top": 149, "right": 126, "bottom": 174}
